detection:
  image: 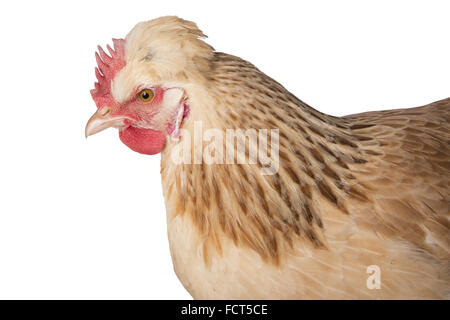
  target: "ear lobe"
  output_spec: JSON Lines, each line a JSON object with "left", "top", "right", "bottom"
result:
{"left": 151, "top": 88, "right": 185, "bottom": 133}
{"left": 162, "top": 88, "right": 184, "bottom": 111}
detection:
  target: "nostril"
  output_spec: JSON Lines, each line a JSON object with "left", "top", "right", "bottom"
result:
{"left": 100, "top": 107, "right": 111, "bottom": 116}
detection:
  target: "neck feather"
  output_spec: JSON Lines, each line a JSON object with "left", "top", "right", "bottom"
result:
{"left": 161, "top": 52, "right": 376, "bottom": 264}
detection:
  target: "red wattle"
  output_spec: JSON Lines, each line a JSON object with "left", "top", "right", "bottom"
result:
{"left": 119, "top": 126, "right": 166, "bottom": 155}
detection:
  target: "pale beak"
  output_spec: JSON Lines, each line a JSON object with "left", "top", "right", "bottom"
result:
{"left": 85, "top": 107, "right": 128, "bottom": 138}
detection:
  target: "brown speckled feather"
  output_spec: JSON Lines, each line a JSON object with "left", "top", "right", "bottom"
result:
{"left": 343, "top": 100, "right": 450, "bottom": 258}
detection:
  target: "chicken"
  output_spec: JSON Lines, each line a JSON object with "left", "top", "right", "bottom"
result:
{"left": 85, "top": 16, "right": 450, "bottom": 299}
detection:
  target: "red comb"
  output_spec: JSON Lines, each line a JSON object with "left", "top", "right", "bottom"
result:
{"left": 90, "top": 38, "right": 126, "bottom": 109}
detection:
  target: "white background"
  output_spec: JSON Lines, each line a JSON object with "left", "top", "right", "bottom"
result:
{"left": 0, "top": 0, "right": 448, "bottom": 299}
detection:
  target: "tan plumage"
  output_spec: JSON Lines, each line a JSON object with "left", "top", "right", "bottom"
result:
{"left": 95, "top": 17, "right": 450, "bottom": 299}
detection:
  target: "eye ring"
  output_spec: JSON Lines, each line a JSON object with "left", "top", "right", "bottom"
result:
{"left": 137, "top": 89, "right": 154, "bottom": 103}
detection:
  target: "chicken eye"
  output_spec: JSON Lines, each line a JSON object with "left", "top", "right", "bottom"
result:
{"left": 137, "top": 89, "right": 154, "bottom": 103}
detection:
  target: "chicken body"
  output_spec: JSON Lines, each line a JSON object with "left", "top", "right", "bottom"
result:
{"left": 161, "top": 54, "right": 450, "bottom": 299}
{"left": 87, "top": 17, "right": 450, "bottom": 299}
